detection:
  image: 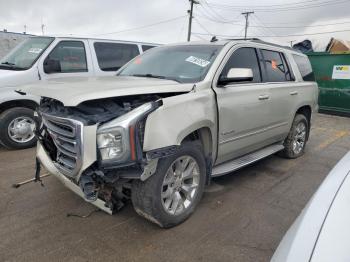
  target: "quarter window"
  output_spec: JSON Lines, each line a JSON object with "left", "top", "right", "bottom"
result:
{"left": 261, "top": 50, "right": 293, "bottom": 82}
{"left": 292, "top": 54, "right": 315, "bottom": 81}
{"left": 221, "top": 47, "right": 262, "bottom": 83}
{"left": 44, "top": 41, "right": 87, "bottom": 74}
{"left": 94, "top": 42, "right": 140, "bottom": 71}
{"left": 142, "top": 45, "right": 156, "bottom": 52}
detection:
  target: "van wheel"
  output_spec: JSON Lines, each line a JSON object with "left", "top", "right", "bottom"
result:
{"left": 131, "top": 141, "right": 206, "bottom": 228}
{"left": 279, "top": 114, "right": 309, "bottom": 159}
{"left": 0, "top": 107, "right": 37, "bottom": 150}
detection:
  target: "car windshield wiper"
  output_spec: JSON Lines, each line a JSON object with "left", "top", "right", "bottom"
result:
{"left": 131, "top": 74, "right": 181, "bottom": 83}
{"left": 1, "top": 61, "right": 16, "bottom": 66}
{"left": 0, "top": 61, "right": 25, "bottom": 70}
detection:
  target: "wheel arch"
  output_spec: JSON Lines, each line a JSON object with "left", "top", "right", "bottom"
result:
{"left": 0, "top": 99, "right": 38, "bottom": 115}
{"left": 295, "top": 105, "right": 312, "bottom": 139}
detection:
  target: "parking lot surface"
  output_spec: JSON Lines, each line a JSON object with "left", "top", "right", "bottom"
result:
{"left": 0, "top": 113, "right": 349, "bottom": 262}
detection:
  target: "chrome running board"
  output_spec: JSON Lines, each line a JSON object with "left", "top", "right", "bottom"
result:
{"left": 211, "top": 143, "right": 284, "bottom": 177}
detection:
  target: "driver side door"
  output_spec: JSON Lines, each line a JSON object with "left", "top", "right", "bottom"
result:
{"left": 214, "top": 47, "right": 272, "bottom": 164}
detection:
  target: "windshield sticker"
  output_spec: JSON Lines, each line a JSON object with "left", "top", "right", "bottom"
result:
{"left": 186, "top": 56, "right": 210, "bottom": 67}
{"left": 28, "top": 48, "right": 43, "bottom": 54}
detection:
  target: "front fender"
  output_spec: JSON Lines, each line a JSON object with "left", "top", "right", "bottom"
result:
{"left": 0, "top": 86, "right": 40, "bottom": 105}
{"left": 143, "top": 89, "right": 217, "bottom": 159}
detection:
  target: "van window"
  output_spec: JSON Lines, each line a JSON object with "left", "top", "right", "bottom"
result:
{"left": 261, "top": 50, "right": 293, "bottom": 82}
{"left": 94, "top": 42, "right": 140, "bottom": 71}
{"left": 142, "top": 45, "right": 156, "bottom": 52}
{"left": 44, "top": 41, "right": 87, "bottom": 74}
{"left": 292, "top": 54, "right": 315, "bottom": 81}
{"left": 221, "top": 47, "right": 261, "bottom": 83}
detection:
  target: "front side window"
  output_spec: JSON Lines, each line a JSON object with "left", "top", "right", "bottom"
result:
{"left": 44, "top": 41, "right": 87, "bottom": 74}
{"left": 94, "top": 42, "right": 139, "bottom": 71}
{"left": 292, "top": 54, "right": 315, "bottom": 81}
{"left": 0, "top": 37, "right": 54, "bottom": 71}
{"left": 220, "top": 47, "right": 262, "bottom": 83}
{"left": 261, "top": 50, "right": 293, "bottom": 82}
{"left": 118, "top": 45, "right": 223, "bottom": 84}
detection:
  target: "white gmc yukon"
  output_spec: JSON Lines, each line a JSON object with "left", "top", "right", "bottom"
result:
{"left": 23, "top": 39, "right": 318, "bottom": 228}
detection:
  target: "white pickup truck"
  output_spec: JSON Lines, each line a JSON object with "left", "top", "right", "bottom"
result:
{"left": 0, "top": 36, "right": 157, "bottom": 149}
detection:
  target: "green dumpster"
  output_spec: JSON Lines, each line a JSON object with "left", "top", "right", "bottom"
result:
{"left": 307, "top": 52, "right": 350, "bottom": 116}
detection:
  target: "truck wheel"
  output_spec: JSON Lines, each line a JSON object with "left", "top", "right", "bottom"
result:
{"left": 279, "top": 114, "right": 309, "bottom": 159}
{"left": 132, "top": 141, "right": 206, "bottom": 228}
{"left": 0, "top": 107, "right": 37, "bottom": 150}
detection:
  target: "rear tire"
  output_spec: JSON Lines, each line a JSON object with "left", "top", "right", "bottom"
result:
{"left": 279, "top": 114, "right": 309, "bottom": 159}
{"left": 0, "top": 107, "right": 37, "bottom": 150}
{"left": 131, "top": 141, "right": 206, "bottom": 228}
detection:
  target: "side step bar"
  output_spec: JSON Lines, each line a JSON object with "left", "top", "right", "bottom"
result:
{"left": 211, "top": 143, "right": 284, "bottom": 177}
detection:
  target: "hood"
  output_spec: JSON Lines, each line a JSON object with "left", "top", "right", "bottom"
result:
{"left": 271, "top": 151, "right": 350, "bottom": 262}
{"left": 20, "top": 76, "right": 194, "bottom": 106}
{"left": 310, "top": 170, "right": 350, "bottom": 262}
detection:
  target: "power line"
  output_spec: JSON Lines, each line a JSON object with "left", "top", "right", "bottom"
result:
{"left": 193, "top": 28, "right": 350, "bottom": 38}
{"left": 94, "top": 15, "right": 186, "bottom": 36}
{"left": 194, "top": 17, "right": 214, "bottom": 35}
{"left": 196, "top": 14, "right": 350, "bottom": 29}
{"left": 207, "top": 0, "right": 350, "bottom": 12}
{"left": 206, "top": 0, "right": 334, "bottom": 8}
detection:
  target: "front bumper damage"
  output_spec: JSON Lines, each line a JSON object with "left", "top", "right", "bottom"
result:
{"left": 37, "top": 143, "right": 113, "bottom": 214}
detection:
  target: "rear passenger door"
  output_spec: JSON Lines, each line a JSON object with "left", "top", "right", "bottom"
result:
{"left": 259, "top": 49, "right": 299, "bottom": 138}
{"left": 90, "top": 41, "right": 140, "bottom": 76}
{"left": 214, "top": 46, "right": 273, "bottom": 164}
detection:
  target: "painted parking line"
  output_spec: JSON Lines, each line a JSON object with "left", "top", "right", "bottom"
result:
{"left": 316, "top": 130, "right": 349, "bottom": 151}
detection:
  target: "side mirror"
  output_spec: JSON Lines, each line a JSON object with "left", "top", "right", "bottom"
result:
{"left": 43, "top": 58, "right": 61, "bottom": 74}
{"left": 218, "top": 68, "right": 254, "bottom": 86}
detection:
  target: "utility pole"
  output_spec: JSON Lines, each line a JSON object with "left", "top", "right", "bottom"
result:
{"left": 24, "top": 25, "right": 27, "bottom": 34}
{"left": 41, "top": 17, "right": 45, "bottom": 35}
{"left": 187, "top": 0, "right": 199, "bottom": 42}
{"left": 242, "top": 11, "right": 254, "bottom": 39}
{"left": 289, "top": 40, "right": 296, "bottom": 47}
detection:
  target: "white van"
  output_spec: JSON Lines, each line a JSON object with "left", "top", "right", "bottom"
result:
{"left": 0, "top": 36, "right": 158, "bottom": 149}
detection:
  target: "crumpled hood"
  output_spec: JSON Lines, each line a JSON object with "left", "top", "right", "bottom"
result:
{"left": 19, "top": 76, "right": 193, "bottom": 106}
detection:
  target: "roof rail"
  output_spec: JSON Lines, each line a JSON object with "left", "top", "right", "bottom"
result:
{"left": 225, "top": 38, "right": 295, "bottom": 51}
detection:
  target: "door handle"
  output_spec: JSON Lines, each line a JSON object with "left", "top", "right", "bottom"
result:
{"left": 290, "top": 91, "right": 298, "bottom": 96}
{"left": 258, "top": 94, "right": 270, "bottom": 100}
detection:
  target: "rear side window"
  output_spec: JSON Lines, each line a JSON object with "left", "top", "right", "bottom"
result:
{"left": 261, "top": 50, "right": 293, "bottom": 82}
{"left": 292, "top": 54, "right": 315, "bottom": 81}
{"left": 142, "top": 45, "right": 156, "bottom": 52}
{"left": 221, "top": 47, "right": 261, "bottom": 83}
{"left": 44, "top": 41, "right": 87, "bottom": 73}
{"left": 94, "top": 42, "right": 140, "bottom": 71}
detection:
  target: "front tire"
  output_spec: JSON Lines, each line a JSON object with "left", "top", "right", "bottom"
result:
{"left": 279, "top": 114, "right": 309, "bottom": 159}
{"left": 0, "top": 107, "right": 37, "bottom": 150}
{"left": 131, "top": 141, "right": 207, "bottom": 228}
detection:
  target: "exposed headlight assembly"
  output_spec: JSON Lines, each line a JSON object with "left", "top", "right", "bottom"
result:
{"left": 97, "top": 102, "right": 159, "bottom": 166}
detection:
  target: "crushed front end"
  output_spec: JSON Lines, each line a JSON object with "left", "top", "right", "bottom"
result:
{"left": 35, "top": 96, "right": 162, "bottom": 214}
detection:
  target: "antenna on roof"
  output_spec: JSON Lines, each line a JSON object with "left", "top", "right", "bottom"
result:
{"left": 210, "top": 36, "right": 218, "bottom": 42}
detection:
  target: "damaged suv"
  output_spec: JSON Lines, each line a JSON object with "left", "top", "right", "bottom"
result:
{"left": 23, "top": 39, "right": 318, "bottom": 228}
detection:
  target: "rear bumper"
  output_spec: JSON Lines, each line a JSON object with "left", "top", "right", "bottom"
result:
{"left": 36, "top": 143, "right": 113, "bottom": 215}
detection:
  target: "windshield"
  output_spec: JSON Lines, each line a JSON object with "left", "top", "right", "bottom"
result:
{"left": 118, "top": 45, "right": 223, "bottom": 83}
{"left": 0, "top": 37, "right": 54, "bottom": 71}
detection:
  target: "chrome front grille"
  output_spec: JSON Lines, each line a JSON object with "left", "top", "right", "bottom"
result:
{"left": 41, "top": 113, "right": 83, "bottom": 177}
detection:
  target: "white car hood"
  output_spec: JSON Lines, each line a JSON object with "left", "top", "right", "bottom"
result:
{"left": 310, "top": 170, "right": 350, "bottom": 262}
{"left": 20, "top": 76, "right": 194, "bottom": 106}
{"left": 271, "top": 151, "right": 350, "bottom": 262}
